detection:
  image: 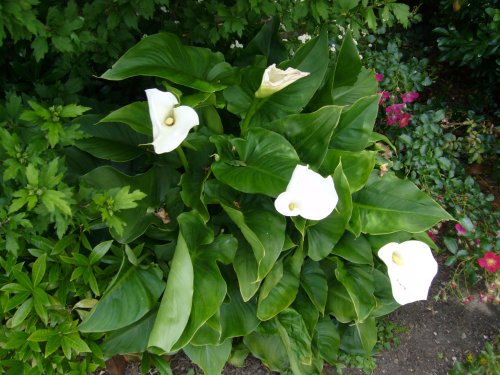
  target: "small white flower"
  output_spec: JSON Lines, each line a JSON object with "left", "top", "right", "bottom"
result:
{"left": 330, "top": 44, "right": 337, "bottom": 53}
{"left": 230, "top": 40, "right": 243, "bottom": 49}
{"left": 145, "top": 89, "right": 199, "bottom": 154}
{"left": 274, "top": 165, "right": 338, "bottom": 221}
{"left": 338, "top": 35, "right": 343, "bottom": 40}
{"left": 378, "top": 241, "right": 438, "bottom": 305}
{"left": 255, "top": 64, "right": 310, "bottom": 98}
{"left": 297, "top": 33, "right": 312, "bottom": 44}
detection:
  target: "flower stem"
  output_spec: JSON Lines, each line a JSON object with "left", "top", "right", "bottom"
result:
{"left": 177, "top": 146, "right": 189, "bottom": 172}
{"left": 240, "top": 97, "right": 266, "bottom": 136}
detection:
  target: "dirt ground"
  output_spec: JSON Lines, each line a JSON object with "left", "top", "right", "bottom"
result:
{"left": 99, "top": 264, "right": 500, "bottom": 375}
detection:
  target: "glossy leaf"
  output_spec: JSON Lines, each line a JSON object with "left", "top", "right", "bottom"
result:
{"left": 243, "top": 331, "right": 289, "bottom": 372}
{"left": 257, "top": 249, "right": 303, "bottom": 321}
{"left": 353, "top": 172, "right": 453, "bottom": 234}
{"left": 79, "top": 266, "right": 163, "bottom": 332}
{"left": 370, "top": 269, "right": 399, "bottom": 318}
{"left": 183, "top": 340, "right": 232, "bottom": 375}
{"left": 225, "top": 30, "right": 329, "bottom": 125}
{"left": 330, "top": 95, "right": 379, "bottom": 152}
{"left": 313, "top": 30, "right": 361, "bottom": 107}
{"left": 211, "top": 128, "right": 299, "bottom": 197}
{"left": 173, "top": 235, "right": 230, "bottom": 350}
{"left": 316, "top": 316, "right": 340, "bottom": 364}
{"left": 333, "top": 68, "right": 378, "bottom": 106}
{"left": 306, "top": 163, "right": 352, "bottom": 260}
{"left": 102, "top": 310, "right": 157, "bottom": 357}
{"left": 335, "top": 260, "right": 376, "bottom": 322}
{"left": 300, "top": 259, "right": 328, "bottom": 314}
{"left": 326, "top": 276, "right": 356, "bottom": 323}
{"left": 266, "top": 105, "right": 343, "bottom": 168}
{"left": 180, "top": 134, "right": 213, "bottom": 220}
{"left": 148, "top": 231, "right": 194, "bottom": 353}
{"left": 223, "top": 196, "right": 286, "bottom": 281}
{"left": 99, "top": 101, "right": 151, "bottom": 136}
{"left": 332, "top": 232, "right": 373, "bottom": 265}
{"left": 276, "top": 308, "right": 313, "bottom": 373}
{"left": 220, "top": 273, "right": 260, "bottom": 340}
{"left": 339, "top": 317, "right": 377, "bottom": 354}
{"left": 77, "top": 117, "right": 149, "bottom": 162}
{"left": 101, "top": 33, "right": 233, "bottom": 92}
{"left": 233, "top": 240, "right": 262, "bottom": 301}
{"left": 321, "top": 149, "right": 376, "bottom": 192}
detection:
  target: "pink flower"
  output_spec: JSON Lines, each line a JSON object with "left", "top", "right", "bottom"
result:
{"left": 399, "top": 113, "right": 411, "bottom": 128}
{"left": 478, "top": 252, "right": 500, "bottom": 273}
{"left": 386, "top": 113, "right": 401, "bottom": 126}
{"left": 386, "top": 103, "right": 405, "bottom": 114}
{"left": 378, "top": 90, "right": 390, "bottom": 105}
{"left": 401, "top": 92, "right": 420, "bottom": 103}
{"left": 455, "top": 223, "right": 467, "bottom": 235}
{"left": 427, "top": 231, "right": 437, "bottom": 242}
{"left": 475, "top": 238, "right": 481, "bottom": 246}
{"left": 375, "top": 73, "right": 384, "bottom": 82}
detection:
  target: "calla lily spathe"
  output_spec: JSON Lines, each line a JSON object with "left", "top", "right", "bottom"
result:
{"left": 145, "top": 88, "right": 199, "bottom": 154}
{"left": 378, "top": 241, "right": 438, "bottom": 305}
{"left": 255, "top": 64, "right": 310, "bottom": 98}
{"left": 274, "top": 165, "right": 338, "bottom": 220}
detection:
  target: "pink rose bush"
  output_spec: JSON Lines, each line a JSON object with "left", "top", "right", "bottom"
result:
{"left": 374, "top": 71, "right": 420, "bottom": 128}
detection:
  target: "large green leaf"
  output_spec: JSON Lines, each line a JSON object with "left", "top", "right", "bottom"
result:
{"left": 233, "top": 240, "right": 262, "bottom": 301}
{"left": 292, "top": 288, "right": 320, "bottom": 336}
{"left": 81, "top": 165, "right": 180, "bottom": 243}
{"left": 332, "top": 232, "right": 373, "bottom": 265}
{"left": 300, "top": 259, "right": 328, "bottom": 314}
{"left": 316, "top": 316, "right": 340, "bottom": 364}
{"left": 333, "top": 68, "right": 378, "bottom": 106}
{"left": 173, "top": 233, "right": 232, "bottom": 350}
{"left": 321, "top": 149, "right": 376, "bottom": 193}
{"left": 353, "top": 172, "right": 453, "bottom": 234}
{"left": 220, "top": 271, "right": 260, "bottom": 340}
{"left": 77, "top": 117, "right": 149, "bottom": 162}
{"left": 224, "top": 29, "right": 329, "bottom": 125}
{"left": 265, "top": 106, "right": 343, "bottom": 168}
{"left": 148, "top": 223, "right": 194, "bottom": 353}
{"left": 99, "top": 101, "right": 151, "bottom": 136}
{"left": 276, "top": 308, "right": 314, "bottom": 374}
{"left": 334, "top": 260, "right": 376, "bottom": 323}
{"left": 257, "top": 249, "right": 303, "bottom": 321}
{"left": 326, "top": 275, "right": 356, "bottom": 323}
{"left": 180, "top": 134, "right": 214, "bottom": 220}
{"left": 223, "top": 197, "right": 286, "bottom": 282}
{"left": 243, "top": 330, "right": 290, "bottom": 372}
{"left": 79, "top": 266, "right": 164, "bottom": 332}
{"left": 101, "top": 33, "right": 234, "bottom": 92}
{"left": 370, "top": 268, "right": 399, "bottom": 318}
{"left": 306, "top": 163, "right": 352, "bottom": 260}
{"left": 313, "top": 30, "right": 361, "bottom": 108}
{"left": 330, "top": 95, "right": 379, "bottom": 152}
{"left": 339, "top": 318, "right": 377, "bottom": 355}
{"left": 102, "top": 309, "right": 157, "bottom": 357}
{"left": 237, "top": 17, "right": 288, "bottom": 66}
{"left": 211, "top": 128, "right": 299, "bottom": 197}
{"left": 183, "top": 340, "right": 232, "bottom": 375}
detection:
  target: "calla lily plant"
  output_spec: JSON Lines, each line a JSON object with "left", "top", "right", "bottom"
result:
{"left": 80, "top": 28, "right": 452, "bottom": 374}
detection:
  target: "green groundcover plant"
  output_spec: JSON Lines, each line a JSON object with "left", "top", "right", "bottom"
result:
{"left": 1, "top": 22, "right": 452, "bottom": 374}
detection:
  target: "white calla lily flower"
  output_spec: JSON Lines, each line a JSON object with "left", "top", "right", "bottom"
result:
{"left": 255, "top": 64, "right": 310, "bottom": 98}
{"left": 378, "top": 241, "right": 438, "bottom": 305}
{"left": 145, "top": 88, "right": 199, "bottom": 154}
{"left": 274, "top": 165, "right": 338, "bottom": 220}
